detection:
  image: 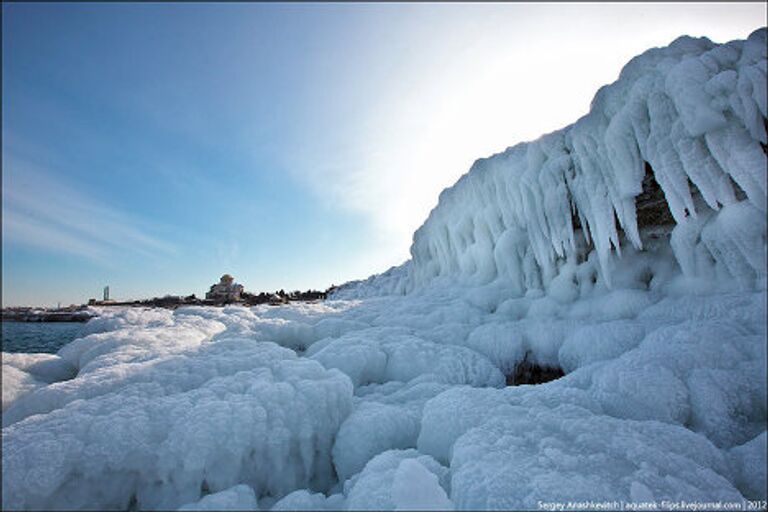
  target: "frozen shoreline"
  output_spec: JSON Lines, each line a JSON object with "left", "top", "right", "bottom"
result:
{"left": 2, "top": 289, "right": 765, "bottom": 510}
{"left": 2, "top": 27, "right": 767, "bottom": 511}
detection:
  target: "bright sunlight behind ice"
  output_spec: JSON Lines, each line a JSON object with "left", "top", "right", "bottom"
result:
{"left": 2, "top": 3, "right": 764, "bottom": 305}
{"left": 293, "top": 3, "right": 765, "bottom": 262}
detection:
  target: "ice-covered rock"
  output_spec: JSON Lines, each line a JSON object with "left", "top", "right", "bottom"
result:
{"left": 2, "top": 353, "right": 76, "bottom": 410}
{"left": 585, "top": 318, "right": 766, "bottom": 447}
{"left": 1, "top": 352, "right": 77, "bottom": 384}
{"left": 391, "top": 458, "right": 453, "bottom": 511}
{"left": 309, "top": 328, "right": 504, "bottom": 388}
{"left": 2, "top": 332, "right": 353, "bottom": 510}
{"left": 337, "top": 28, "right": 767, "bottom": 301}
{"left": 343, "top": 449, "right": 451, "bottom": 511}
{"left": 271, "top": 489, "right": 346, "bottom": 511}
{"left": 450, "top": 405, "right": 744, "bottom": 509}
{"left": 332, "top": 402, "right": 420, "bottom": 481}
{"left": 2, "top": 364, "right": 46, "bottom": 412}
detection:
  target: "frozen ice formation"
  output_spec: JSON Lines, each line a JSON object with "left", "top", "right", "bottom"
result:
{"left": 449, "top": 405, "right": 744, "bottom": 509}
{"left": 387, "top": 28, "right": 766, "bottom": 296}
{"left": 2, "top": 353, "right": 76, "bottom": 411}
{"left": 343, "top": 449, "right": 451, "bottom": 511}
{"left": 3, "top": 28, "right": 767, "bottom": 511}
{"left": 2, "top": 335, "right": 353, "bottom": 510}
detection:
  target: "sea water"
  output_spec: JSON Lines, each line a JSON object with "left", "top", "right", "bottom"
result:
{"left": 1, "top": 321, "right": 85, "bottom": 353}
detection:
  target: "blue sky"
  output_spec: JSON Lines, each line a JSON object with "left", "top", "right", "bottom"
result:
{"left": 2, "top": 3, "right": 765, "bottom": 306}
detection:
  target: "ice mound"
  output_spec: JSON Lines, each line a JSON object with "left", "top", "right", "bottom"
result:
{"left": 58, "top": 309, "right": 227, "bottom": 374}
{"left": 343, "top": 449, "right": 452, "bottom": 510}
{"left": 391, "top": 458, "right": 453, "bottom": 511}
{"left": 417, "top": 383, "right": 601, "bottom": 465}
{"left": 309, "top": 328, "right": 504, "bottom": 388}
{"left": 557, "top": 319, "right": 647, "bottom": 372}
{"left": 420, "top": 384, "right": 756, "bottom": 509}
{"left": 80, "top": 307, "right": 176, "bottom": 335}
{"left": 332, "top": 401, "right": 421, "bottom": 481}
{"left": 2, "top": 353, "right": 76, "bottom": 411}
{"left": 464, "top": 319, "right": 576, "bottom": 376}
{"left": 450, "top": 405, "right": 743, "bottom": 509}
{"left": 2, "top": 365, "right": 45, "bottom": 411}
{"left": 2, "top": 328, "right": 353, "bottom": 510}
{"left": 584, "top": 318, "right": 766, "bottom": 446}
{"left": 1, "top": 352, "right": 77, "bottom": 384}
{"left": 271, "top": 489, "right": 346, "bottom": 511}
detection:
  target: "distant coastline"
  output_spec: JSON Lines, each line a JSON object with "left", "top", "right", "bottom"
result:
{"left": 1, "top": 307, "right": 94, "bottom": 323}
{"left": 86, "top": 284, "right": 335, "bottom": 309}
{"left": 2, "top": 284, "right": 338, "bottom": 323}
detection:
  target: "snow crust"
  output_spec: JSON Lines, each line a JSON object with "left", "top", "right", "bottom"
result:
{"left": 3, "top": 28, "right": 767, "bottom": 511}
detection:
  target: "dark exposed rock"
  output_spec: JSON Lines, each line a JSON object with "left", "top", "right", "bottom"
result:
{"left": 636, "top": 161, "right": 676, "bottom": 229}
{"left": 506, "top": 351, "right": 565, "bottom": 386}
{"left": 762, "top": 117, "right": 768, "bottom": 155}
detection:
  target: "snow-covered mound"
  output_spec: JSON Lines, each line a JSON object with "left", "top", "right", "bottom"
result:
{"left": 5, "top": 289, "right": 765, "bottom": 510}
{"left": 3, "top": 28, "right": 767, "bottom": 511}
{"left": 3, "top": 324, "right": 352, "bottom": 509}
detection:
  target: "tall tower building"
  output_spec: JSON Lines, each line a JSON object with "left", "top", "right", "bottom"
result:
{"left": 103, "top": 286, "right": 110, "bottom": 301}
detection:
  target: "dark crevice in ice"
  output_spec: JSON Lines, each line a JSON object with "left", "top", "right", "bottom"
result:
{"left": 127, "top": 493, "right": 138, "bottom": 512}
{"left": 506, "top": 351, "right": 565, "bottom": 386}
{"left": 761, "top": 117, "right": 768, "bottom": 155}
{"left": 730, "top": 176, "right": 749, "bottom": 202}
{"left": 636, "top": 161, "right": 675, "bottom": 229}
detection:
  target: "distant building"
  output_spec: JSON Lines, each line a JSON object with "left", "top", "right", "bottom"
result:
{"left": 89, "top": 285, "right": 115, "bottom": 306}
{"left": 206, "top": 274, "right": 244, "bottom": 303}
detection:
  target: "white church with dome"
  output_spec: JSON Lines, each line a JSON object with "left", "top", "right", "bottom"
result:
{"left": 205, "top": 274, "right": 244, "bottom": 302}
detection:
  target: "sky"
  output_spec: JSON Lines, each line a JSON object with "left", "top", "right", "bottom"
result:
{"left": 2, "top": 2, "right": 765, "bottom": 307}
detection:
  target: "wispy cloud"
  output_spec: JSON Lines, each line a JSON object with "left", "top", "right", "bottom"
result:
{"left": 2, "top": 157, "right": 177, "bottom": 264}
{"left": 3, "top": 213, "right": 111, "bottom": 263}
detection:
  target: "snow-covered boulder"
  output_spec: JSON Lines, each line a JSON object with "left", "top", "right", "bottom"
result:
{"left": 2, "top": 334, "right": 353, "bottom": 510}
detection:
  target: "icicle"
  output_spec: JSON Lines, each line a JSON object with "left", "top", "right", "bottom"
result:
{"left": 403, "top": 28, "right": 767, "bottom": 294}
